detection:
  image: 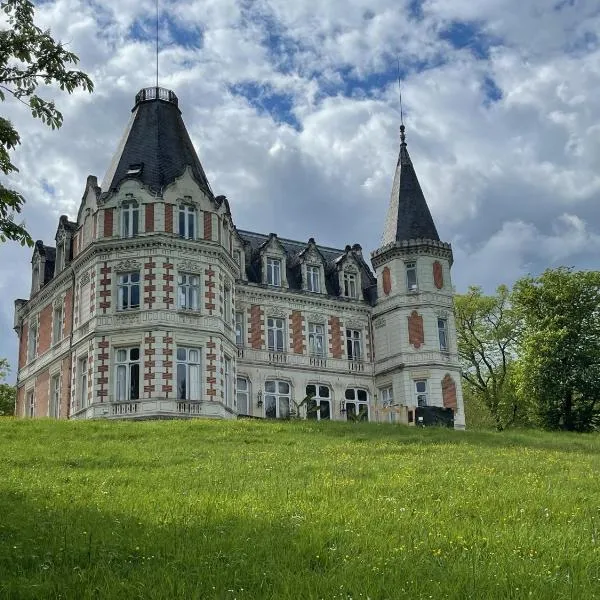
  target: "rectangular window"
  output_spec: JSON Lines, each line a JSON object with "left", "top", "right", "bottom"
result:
{"left": 406, "top": 261, "right": 418, "bottom": 291}
{"left": 264, "top": 380, "right": 290, "bottom": 419}
{"left": 438, "top": 317, "right": 448, "bottom": 352}
{"left": 27, "top": 321, "right": 37, "bottom": 361}
{"left": 308, "top": 323, "right": 325, "bottom": 357}
{"left": 26, "top": 390, "right": 34, "bottom": 417}
{"left": 50, "top": 374, "right": 60, "bottom": 418}
{"left": 267, "top": 317, "right": 285, "bottom": 352}
{"left": 176, "top": 347, "right": 201, "bottom": 400}
{"left": 179, "top": 205, "right": 196, "bottom": 239}
{"left": 307, "top": 266, "right": 320, "bottom": 293}
{"left": 266, "top": 258, "right": 281, "bottom": 286}
{"left": 415, "top": 379, "right": 428, "bottom": 407}
{"left": 79, "top": 278, "right": 91, "bottom": 323}
{"left": 343, "top": 272, "right": 358, "bottom": 298}
{"left": 115, "top": 347, "right": 140, "bottom": 401}
{"left": 178, "top": 273, "right": 200, "bottom": 310}
{"left": 52, "top": 304, "right": 63, "bottom": 345}
{"left": 236, "top": 377, "right": 250, "bottom": 415}
{"left": 78, "top": 356, "right": 88, "bottom": 409}
{"left": 380, "top": 386, "right": 393, "bottom": 408}
{"left": 346, "top": 329, "right": 362, "bottom": 361}
{"left": 224, "top": 285, "right": 232, "bottom": 324}
{"left": 224, "top": 356, "right": 233, "bottom": 407}
{"left": 122, "top": 202, "right": 139, "bottom": 238}
{"left": 235, "top": 311, "right": 244, "bottom": 346}
{"left": 117, "top": 272, "right": 140, "bottom": 310}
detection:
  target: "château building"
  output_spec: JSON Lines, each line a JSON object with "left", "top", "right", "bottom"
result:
{"left": 13, "top": 86, "right": 465, "bottom": 427}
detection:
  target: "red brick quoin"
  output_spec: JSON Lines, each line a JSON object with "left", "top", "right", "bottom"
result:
{"left": 382, "top": 266, "right": 392, "bottom": 296}
{"left": 442, "top": 374, "right": 457, "bottom": 410}
{"left": 408, "top": 311, "right": 424, "bottom": 349}
{"left": 433, "top": 261, "right": 444, "bottom": 290}
{"left": 328, "top": 316, "right": 343, "bottom": 359}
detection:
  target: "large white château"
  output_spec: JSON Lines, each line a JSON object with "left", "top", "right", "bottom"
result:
{"left": 13, "top": 86, "right": 465, "bottom": 427}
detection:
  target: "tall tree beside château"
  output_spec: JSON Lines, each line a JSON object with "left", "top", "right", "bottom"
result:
{"left": 0, "top": 0, "right": 93, "bottom": 246}
{"left": 512, "top": 267, "right": 600, "bottom": 432}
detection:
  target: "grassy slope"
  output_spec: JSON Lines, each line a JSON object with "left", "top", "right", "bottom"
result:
{"left": 1, "top": 419, "right": 599, "bottom": 599}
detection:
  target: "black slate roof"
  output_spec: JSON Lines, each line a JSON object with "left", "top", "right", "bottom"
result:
{"left": 34, "top": 241, "right": 56, "bottom": 286}
{"left": 103, "top": 88, "right": 213, "bottom": 196}
{"left": 237, "top": 230, "right": 377, "bottom": 304}
{"left": 382, "top": 127, "right": 440, "bottom": 245}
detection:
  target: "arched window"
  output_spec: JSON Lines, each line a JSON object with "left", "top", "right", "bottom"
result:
{"left": 344, "top": 388, "right": 369, "bottom": 421}
{"left": 264, "top": 380, "right": 290, "bottom": 419}
{"left": 305, "top": 384, "right": 331, "bottom": 420}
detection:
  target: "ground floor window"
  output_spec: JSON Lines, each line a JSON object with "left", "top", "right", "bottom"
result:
{"left": 415, "top": 379, "right": 428, "bottom": 407}
{"left": 26, "top": 390, "right": 34, "bottom": 417}
{"left": 50, "top": 374, "right": 60, "bottom": 418}
{"left": 264, "top": 380, "right": 290, "bottom": 419}
{"left": 305, "top": 384, "right": 331, "bottom": 420}
{"left": 236, "top": 377, "right": 250, "bottom": 415}
{"left": 345, "top": 388, "right": 369, "bottom": 421}
{"left": 177, "top": 347, "right": 201, "bottom": 400}
{"left": 115, "top": 347, "right": 140, "bottom": 401}
{"left": 224, "top": 356, "right": 233, "bottom": 407}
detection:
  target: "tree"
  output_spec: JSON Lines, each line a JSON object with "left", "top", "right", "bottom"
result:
{"left": 454, "top": 285, "right": 522, "bottom": 430}
{"left": 0, "top": 0, "right": 93, "bottom": 246}
{"left": 0, "top": 358, "right": 16, "bottom": 416}
{"left": 512, "top": 267, "right": 600, "bottom": 432}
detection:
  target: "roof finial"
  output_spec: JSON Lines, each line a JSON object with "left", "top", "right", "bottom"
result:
{"left": 396, "top": 57, "right": 406, "bottom": 145}
{"left": 155, "top": 0, "right": 159, "bottom": 88}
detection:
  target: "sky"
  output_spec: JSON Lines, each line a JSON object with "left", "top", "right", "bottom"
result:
{"left": 1, "top": 0, "right": 600, "bottom": 377}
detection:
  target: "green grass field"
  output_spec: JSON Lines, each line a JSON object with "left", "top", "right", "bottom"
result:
{"left": 1, "top": 419, "right": 599, "bottom": 599}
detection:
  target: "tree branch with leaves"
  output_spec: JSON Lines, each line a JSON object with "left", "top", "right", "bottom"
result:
{"left": 0, "top": 0, "right": 93, "bottom": 245}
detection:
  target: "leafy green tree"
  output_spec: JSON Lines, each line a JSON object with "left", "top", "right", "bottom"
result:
{"left": 512, "top": 267, "right": 600, "bottom": 432}
{"left": 454, "top": 285, "right": 522, "bottom": 430}
{"left": 0, "top": 358, "right": 16, "bottom": 416}
{"left": 0, "top": 0, "right": 93, "bottom": 245}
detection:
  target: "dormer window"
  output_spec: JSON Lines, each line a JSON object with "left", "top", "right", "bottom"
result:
{"left": 126, "top": 163, "right": 143, "bottom": 176}
{"left": 406, "top": 261, "right": 418, "bottom": 291}
{"left": 343, "top": 271, "right": 358, "bottom": 299}
{"left": 31, "top": 263, "right": 40, "bottom": 295}
{"left": 267, "top": 257, "right": 281, "bottom": 287}
{"left": 179, "top": 205, "right": 196, "bottom": 240}
{"left": 307, "top": 265, "right": 321, "bottom": 293}
{"left": 122, "top": 202, "right": 139, "bottom": 238}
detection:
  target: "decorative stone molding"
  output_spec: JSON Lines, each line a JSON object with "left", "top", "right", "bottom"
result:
{"left": 267, "top": 306, "right": 288, "bottom": 318}
{"left": 374, "top": 318, "right": 386, "bottom": 329}
{"left": 79, "top": 272, "right": 91, "bottom": 285}
{"left": 115, "top": 313, "right": 140, "bottom": 325}
{"left": 345, "top": 319, "right": 366, "bottom": 330}
{"left": 178, "top": 259, "right": 202, "bottom": 273}
{"left": 115, "top": 259, "right": 141, "bottom": 272}
{"left": 306, "top": 312, "right": 326, "bottom": 323}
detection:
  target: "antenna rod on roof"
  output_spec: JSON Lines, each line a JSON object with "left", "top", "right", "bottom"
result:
{"left": 156, "top": 0, "right": 159, "bottom": 88}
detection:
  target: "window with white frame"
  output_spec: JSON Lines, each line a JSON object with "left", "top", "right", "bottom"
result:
{"left": 78, "top": 356, "right": 88, "bottom": 410}
{"left": 345, "top": 388, "right": 369, "bottom": 421}
{"left": 406, "top": 261, "right": 418, "bottom": 291}
{"left": 121, "top": 201, "right": 139, "bottom": 238}
{"left": 264, "top": 380, "right": 291, "bottom": 419}
{"left": 266, "top": 257, "right": 281, "bottom": 286}
{"left": 176, "top": 347, "right": 201, "bottom": 400}
{"left": 346, "top": 329, "right": 362, "bottom": 361}
{"left": 117, "top": 272, "right": 140, "bottom": 310}
{"left": 415, "top": 379, "right": 428, "bottom": 406}
{"left": 343, "top": 271, "right": 358, "bottom": 298}
{"left": 236, "top": 377, "right": 250, "bottom": 415}
{"left": 438, "top": 317, "right": 448, "bottom": 352}
{"left": 26, "top": 390, "right": 34, "bottom": 417}
{"left": 115, "top": 347, "right": 140, "bottom": 402}
{"left": 308, "top": 323, "right": 325, "bottom": 357}
{"left": 27, "top": 320, "right": 37, "bottom": 361}
{"left": 235, "top": 311, "right": 244, "bottom": 346}
{"left": 178, "top": 273, "right": 200, "bottom": 310}
{"left": 307, "top": 265, "right": 321, "bottom": 293}
{"left": 380, "top": 386, "right": 393, "bottom": 408}
{"left": 179, "top": 205, "right": 196, "bottom": 239}
{"left": 267, "top": 317, "right": 285, "bottom": 352}
{"left": 52, "top": 303, "right": 63, "bottom": 345}
{"left": 224, "top": 356, "right": 233, "bottom": 407}
{"left": 305, "top": 384, "right": 331, "bottom": 420}
{"left": 50, "top": 374, "right": 60, "bottom": 418}
{"left": 224, "top": 285, "right": 232, "bottom": 325}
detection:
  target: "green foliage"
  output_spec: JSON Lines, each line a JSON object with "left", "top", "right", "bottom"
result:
{"left": 454, "top": 285, "right": 523, "bottom": 430}
{"left": 512, "top": 267, "right": 600, "bottom": 431}
{"left": 1, "top": 419, "right": 600, "bottom": 599}
{"left": 0, "top": 358, "right": 15, "bottom": 416}
{"left": 0, "top": 0, "right": 93, "bottom": 246}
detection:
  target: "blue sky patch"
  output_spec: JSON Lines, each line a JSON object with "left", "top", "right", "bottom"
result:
{"left": 440, "top": 21, "right": 497, "bottom": 60}
{"left": 482, "top": 76, "right": 503, "bottom": 105}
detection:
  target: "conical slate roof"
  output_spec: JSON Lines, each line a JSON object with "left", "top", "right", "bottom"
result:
{"left": 381, "top": 126, "right": 439, "bottom": 246}
{"left": 101, "top": 87, "right": 213, "bottom": 196}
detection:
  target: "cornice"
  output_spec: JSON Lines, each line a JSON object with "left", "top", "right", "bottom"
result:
{"left": 371, "top": 238, "right": 453, "bottom": 269}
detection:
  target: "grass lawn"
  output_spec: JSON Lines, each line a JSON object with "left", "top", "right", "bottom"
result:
{"left": 1, "top": 419, "right": 599, "bottom": 599}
